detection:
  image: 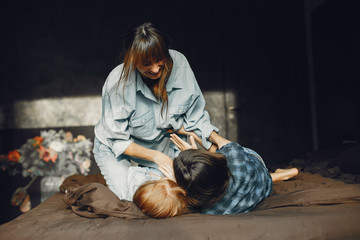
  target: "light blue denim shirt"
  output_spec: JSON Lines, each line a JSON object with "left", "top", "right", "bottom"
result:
{"left": 94, "top": 49, "right": 219, "bottom": 168}
{"left": 123, "top": 166, "right": 162, "bottom": 201}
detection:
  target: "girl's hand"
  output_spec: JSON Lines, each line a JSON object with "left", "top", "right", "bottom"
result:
{"left": 170, "top": 133, "right": 197, "bottom": 151}
{"left": 159, "top": 164, "right": 176, "bottom": 182}
{"left": 153, "top": 152, "right": 173, "bottom": 172}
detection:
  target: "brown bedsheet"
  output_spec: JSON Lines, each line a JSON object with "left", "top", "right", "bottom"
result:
{"left": 1, "top": 172, "right": 360, "bottom": 240}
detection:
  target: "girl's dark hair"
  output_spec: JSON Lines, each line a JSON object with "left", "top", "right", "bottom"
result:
{"left": 173, "top": 149, "right": 231, "bottom": 212}
{"left": 119, "top": 22, "right": 173, "bottom": 116}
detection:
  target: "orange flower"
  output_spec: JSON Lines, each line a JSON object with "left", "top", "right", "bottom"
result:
{"left": 37, "top": 146, "right": 57, "bottom": 163}
{"left": 32, "top": 136, "right": 44, "bottom": 148}
{"left": 8, "top": 150, "right": 20, "bottom": 162}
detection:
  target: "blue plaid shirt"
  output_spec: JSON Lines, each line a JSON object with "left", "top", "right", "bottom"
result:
{"left": 202, "top": 142, "right": 273, "bottom": 214}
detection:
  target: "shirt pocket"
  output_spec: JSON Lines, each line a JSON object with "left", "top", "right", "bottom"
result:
{"left": 166, "top": 102, "right": 192, "bottom": 129}
{"left": 129, "top": 111, "right": 155, "bottom": 138}
{"left": 168, "top": 102, "right": 191, "bottom": 120}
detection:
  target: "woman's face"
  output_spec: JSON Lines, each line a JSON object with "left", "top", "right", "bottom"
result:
{"left": 137, "top": 60, "right": 165, "bottom": 80}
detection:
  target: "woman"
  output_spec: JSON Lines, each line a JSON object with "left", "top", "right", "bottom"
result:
{"left": 93, "top": 22, "right": 218, "bottom": 199}
{"left": 167, "top": 130, "right": 298, "bottom": 214}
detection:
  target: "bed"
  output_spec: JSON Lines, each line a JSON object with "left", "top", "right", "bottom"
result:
{"left": 0, "top": 170, "right": 360, "bottom": 240}
{"left": 1, "top": 144, "right": 360, "bottom": 240}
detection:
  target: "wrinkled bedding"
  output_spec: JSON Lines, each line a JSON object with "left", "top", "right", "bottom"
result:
{"left": 1, "top": 171, "right": 360, "bottom": 240}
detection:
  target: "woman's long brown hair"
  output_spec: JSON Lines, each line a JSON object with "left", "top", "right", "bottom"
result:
{"left": 119, "top": 22, "right": 173, "bottom": 116}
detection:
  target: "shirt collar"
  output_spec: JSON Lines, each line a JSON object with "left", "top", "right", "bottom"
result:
{"left": 165, "top": 67, "right": 183, "bottom": 92}
{"left": 135, "top": 71, "right": 158, "bottom": 103}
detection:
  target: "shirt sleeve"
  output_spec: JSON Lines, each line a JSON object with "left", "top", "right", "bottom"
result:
{"left": 94, "top": 70, "right": 134, "bottom": 157}
{"left": 180, "top": 68, "right": 219, "bottom": 149}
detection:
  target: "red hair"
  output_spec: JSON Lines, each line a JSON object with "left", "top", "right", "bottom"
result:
{"left": 133, "top": 179, "right": 188, "bottom": 219}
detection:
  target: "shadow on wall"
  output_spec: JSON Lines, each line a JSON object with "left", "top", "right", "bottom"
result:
{"left": 0, "top": 91, "right": 238, "bottom": 140}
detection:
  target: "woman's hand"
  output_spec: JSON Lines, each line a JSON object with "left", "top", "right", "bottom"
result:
{"left": 153, "top": 151, "right": 173, "bottom": 172}
{"left": 159, "top": 164, "right": 176, "bottom": 182}
{"left": 170, "top": 133, "right": 197, "bottom": 151}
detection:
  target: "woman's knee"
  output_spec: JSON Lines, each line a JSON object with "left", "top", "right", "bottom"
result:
{"left": 94, "top": 149, "right": 131, "bottom": 199}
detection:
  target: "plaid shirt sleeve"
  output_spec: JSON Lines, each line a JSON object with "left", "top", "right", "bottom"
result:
{"left": 202, "top": 142, "right": 273, "bottom": 215}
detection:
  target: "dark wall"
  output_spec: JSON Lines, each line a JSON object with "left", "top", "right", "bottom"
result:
{"left": 222, "top": 1, "right": 312, "bottom": 163}
{"left": 1, "top": 0, "right": 225, "bottom": 101}
{"left": 312, "top": 0, "right": 360, "bottom": 149}
{"left": 1, "top": 0, "right": 313, "bottom": 162}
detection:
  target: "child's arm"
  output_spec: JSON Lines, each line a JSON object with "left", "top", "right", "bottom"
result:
{"left": 170, "top": 134, "right": 197, "bottom": 150}
{"left": 171, "top": 126, "right": 231, "bottom": 151}
{"left": 208, "top": 131, "right": 231, "bottom": 149}
{"left": 169, "top": 126, "right": 221, "bottom": 152}
{"left": 170, "top": 133, "right": 218, "bottom": 153}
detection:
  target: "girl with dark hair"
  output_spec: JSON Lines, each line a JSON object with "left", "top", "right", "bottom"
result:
{"left": 171, "top": 149, "right": 231, "bottom": 212}
{"left": 167, "top": 130, "right": 298, "bottom": 214}
{"left": 93, "top": 22, "right": 218, "bottom": 201}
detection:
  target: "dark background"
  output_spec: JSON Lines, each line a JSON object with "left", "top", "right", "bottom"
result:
{"left": 0, "top": 0, "right": 359, "bottom": 223}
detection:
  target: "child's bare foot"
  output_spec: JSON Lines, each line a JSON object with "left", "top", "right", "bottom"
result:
{"left": 271, "top": 168, "right": 299, "bottom": 182}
